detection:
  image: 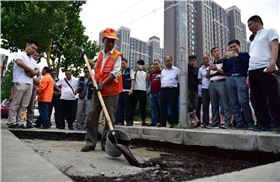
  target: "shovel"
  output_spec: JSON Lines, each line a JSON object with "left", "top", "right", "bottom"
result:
{"left": 81, "top": 51, "right": 141, "bottom": 167}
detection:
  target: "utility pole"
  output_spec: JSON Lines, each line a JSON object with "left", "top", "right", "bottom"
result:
{"left": 164, "top": 0, "right": 189, "bottom": 128}
{"left": 175, "top": 0, "right": 189, "bottom": 128}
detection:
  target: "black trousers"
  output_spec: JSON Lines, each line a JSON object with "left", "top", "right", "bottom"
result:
{"left": 49, "top": 97, "right": 61, "bottom": 128}
{"left": 201, "top": 88, "right": 210, "bottom": 126}
{"left": 59, "top": 99, "right": 76, "bottom": 129}
{"left": 196, "top": 96, "right": 202, "bottom": 121}
{"left": 160, "top": 87, "right": 179, "bottom": 126}
{"left": 188, "top": 89, "right": 198, "bottom": 114}
{"left": 116, "top": 92, "right": 133, "bottom": 125}
{"left": 249, "top": 68, "right": 280, "bottom": 128}
{"left": 132, "top": 90, "right": 147, "bottom": 122}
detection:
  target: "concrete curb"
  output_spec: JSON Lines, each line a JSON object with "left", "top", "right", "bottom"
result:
{"left": 115, "top": 126, "right": 280, "bottom": 153}
{"left": 6, "top": 124, "right": 280, "bottom": 153}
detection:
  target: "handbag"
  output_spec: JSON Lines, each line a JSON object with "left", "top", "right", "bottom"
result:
{"left": 64, "top": 78, "right": 75, "bottom": 95}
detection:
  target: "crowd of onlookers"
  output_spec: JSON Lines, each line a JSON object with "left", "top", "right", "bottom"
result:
{"left": 6, "top": 15, "right": 280, "bottom": 133}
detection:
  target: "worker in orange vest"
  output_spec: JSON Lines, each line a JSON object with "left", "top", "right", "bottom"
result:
{"left": 81, "top": 28, "right": 122, "bottom": 152}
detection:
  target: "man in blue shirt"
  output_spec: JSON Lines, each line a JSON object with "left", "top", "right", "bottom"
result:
{"left": 222, "top": 39, "right": 254, "bottom": 129}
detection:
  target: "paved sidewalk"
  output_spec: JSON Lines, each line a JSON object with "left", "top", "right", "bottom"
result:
{"left": 1, "top": 127, "right": 72, "bottom": 182}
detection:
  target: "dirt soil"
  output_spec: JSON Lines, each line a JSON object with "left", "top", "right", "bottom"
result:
{"left": 72, "top": 148, "right": 259, "bottom": 182}
{"left": 20, "top": 139, "right": 273, "bottom": 182}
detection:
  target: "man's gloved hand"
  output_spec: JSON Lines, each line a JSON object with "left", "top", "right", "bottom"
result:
{"left": 97, "top": 83, "right": 104, "bottom": 91}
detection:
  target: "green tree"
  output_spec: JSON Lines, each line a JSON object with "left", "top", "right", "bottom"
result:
{"left": 1, "top": 62, "right": 14, "bottom": 100}
{"left": 1, "top": 1, "right": 99, "bottom": 77}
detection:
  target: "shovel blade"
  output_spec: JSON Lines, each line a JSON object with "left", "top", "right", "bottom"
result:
{"left": 116, "top": 144, "right": 141, "bottom": 167}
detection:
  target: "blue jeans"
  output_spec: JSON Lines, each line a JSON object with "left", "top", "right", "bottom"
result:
{"left": 37, "top": 102, "right": 50, "bottom": 128}
{"left": 226, "top": 77, "right": 254, "bottom": 127}
{"left": 150, "top": 92, "right": 160, "bottom": 126}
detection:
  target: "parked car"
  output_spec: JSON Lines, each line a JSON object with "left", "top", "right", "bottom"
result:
{"left": 1, "top": 99, "right": 10, "bottom": 118}
{"left": 1, "top": 99, "right": 39, "bottom": 120}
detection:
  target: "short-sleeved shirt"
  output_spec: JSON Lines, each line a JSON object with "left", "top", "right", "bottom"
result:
{"left": 161, "top": 66, "right": 180, "bottom": 88}
{"left": 133, "top": 70, "right": 147, "bottom": 91}
{"left": 209, "top": 59, "right": 227, "bottom": 81}
{"left": 198, "top": 65, "right": 210, "bottom": 89}
{"left": 56, "top": 78, "right": 78, "bottom": 100}
{"left": 12, "top": 51, "right": 38, "bottom": 85}
{"left": 149, "top": 69, "right": 161, "bottom": 94}
{"left": 249, "top": 28, "right": 279, "bottom": 70}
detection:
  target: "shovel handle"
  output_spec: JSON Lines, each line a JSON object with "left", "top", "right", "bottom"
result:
{"left": 83, "top": 53, "right": 114, "bottom": 131}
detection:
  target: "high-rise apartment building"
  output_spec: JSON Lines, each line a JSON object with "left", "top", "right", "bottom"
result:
{"left": 148, "top": 36, "right": 162, "bottom": 65}
{"left": 165, "top": 0, "right": 247, "bottom": 64}
{"left": 227, "top": 6, "right": 248, "bottom": 51}
{"left": 212, "top": 1, "right": 230, "bottom": 54}
{"left": 129, "top": 37, "right": 150, "bottom": 68}
{"left": 116, "top": 26, "right": 131, "bottom": 61}
{"left": 194, "top": 0, "right": 214, "bottom": 63}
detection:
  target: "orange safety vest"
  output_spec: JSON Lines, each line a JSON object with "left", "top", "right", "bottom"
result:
{"left": 95, "top": 50, "right": 122, "bottom": 96}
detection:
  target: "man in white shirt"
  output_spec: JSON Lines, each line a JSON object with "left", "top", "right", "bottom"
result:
{"left": 56, "top": 70, "right": 78, "bottom": 130}
{"left": 26, "top": 51, "right": 41, "bottom": 128}
{"left": 198, "top": 54, "right": 211, "bottom": 127}
{"left": 8, "top": 41, "right": 40, "bottom": 128}
{"left": 131, "top": 59, "right": 148, "bottom": 126}
{"left": 159, "top": 56, "right": 180, "bottom": 128}
{"left": 247, "top": 15, "right": 280, "bottom": 131}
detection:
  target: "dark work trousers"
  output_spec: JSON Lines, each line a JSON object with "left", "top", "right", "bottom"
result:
{"left": 249, "top": 68, "right": 280, "bottom": 128}
{"left": 49, "top": 96, "right": 61, "bottom": 128}
{"left": 201, "top": 88, "right": 210, "bottom": 126}
{"left": 116, "top": 92, "right": 133, "bottom": 125}
{"left": 132, "top": 90, "right": 147, "bottom": 122}
{"left": 188, "top": 90, "right": 198, "bottom": 115}
{"left": 85, "top": 89, "right": 118, "bottom": 149}
{"left": 59, "top": 99, "right": 76, "bottom": 129}
{"left": 196, "top": 96, "right": 202, "bottom": 121}
{"left": 160, "top": 87, "right": 179, "bottom": 126}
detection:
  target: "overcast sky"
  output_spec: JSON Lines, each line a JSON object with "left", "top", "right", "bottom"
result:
{"left": 80, "top": 0, "right": 280, "bottom": 47}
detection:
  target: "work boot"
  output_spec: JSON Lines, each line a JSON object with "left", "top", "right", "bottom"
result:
{"left": 81, "top": 145, "right": 95, "bottom": 152}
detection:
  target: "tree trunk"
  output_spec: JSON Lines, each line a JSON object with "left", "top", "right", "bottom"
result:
{"left": 56, "top": 56, "right": 61, "bottom": 78}
{"left": 46, "top": 39, "right": 53, "bottom": 68}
